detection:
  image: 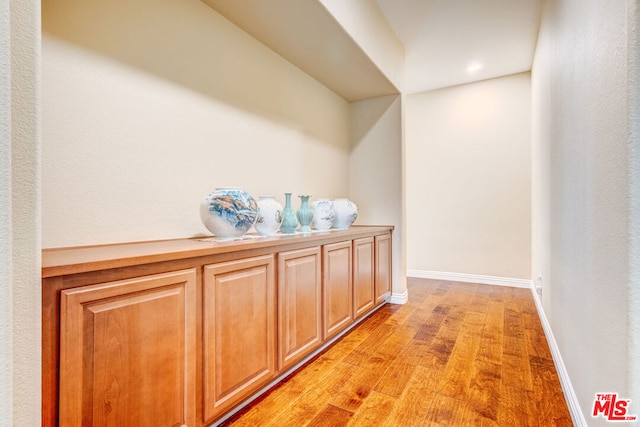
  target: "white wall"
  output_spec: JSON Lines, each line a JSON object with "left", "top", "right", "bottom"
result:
{"left": 629, "top": 0, "right": 640, "bottom": 408}
{"left": 0, "top": 0, "right": 11, "bottom": 419}
{"left": 405, "top": 73, "right": 532, "bottom": 280}
{"left": 532, "top": 0, "right": 639, "bottom": 422}
{"left": 1, "top": 0, "right": 42, "bottom": 424}
{"left": 42, "top": 0, "right": 351, "bottom": 248}
{"left": 350, "top": 95, "right": 406, "bottom": 299}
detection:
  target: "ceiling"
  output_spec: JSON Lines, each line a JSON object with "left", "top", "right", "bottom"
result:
{"left": 202, "top": 0, "right": 400, "bottom": 101}
{"left": 202, "top": 0, "right": 543, "bottom": 100}
{"left": 375, "top": 0, "right": 543, "bottom": 93}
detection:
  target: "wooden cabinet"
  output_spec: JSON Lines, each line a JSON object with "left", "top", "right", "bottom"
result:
{"left": 43, "top": 226, "right": 393, "bottom": 426}
{"left": 375, "top": 233, "right": 392, "bottom": 304}
{"left": 322, "top": 241, "right": 353, "bottom": 340}
{"left": 278, "top": 247, "right": 322, "bottom": 370}
{"left": 59, "top": 269, "right": 197, "bottom": 427}
{"left": 202, "top": 255, "right": 276, "bottom": 422}
{"left": 353, "top": 237, "right": 375, "bottom": 319}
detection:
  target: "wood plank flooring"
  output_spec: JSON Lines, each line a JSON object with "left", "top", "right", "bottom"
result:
{"left": 221, "top": 278, "right": 573, "bottom": 426}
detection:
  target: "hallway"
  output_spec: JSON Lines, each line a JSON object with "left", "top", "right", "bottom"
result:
{"left": 222, "top": 278, "right": 573, "bottom": 426}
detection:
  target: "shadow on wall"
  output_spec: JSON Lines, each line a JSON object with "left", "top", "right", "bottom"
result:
{"left": 349, "top": 94, "right": 402, "bottom": 226}
{"left": 41, "top": 0, "right": 348, "bottom": 149}
{"left": 350, "top": 94, "right": 399, "bottom": 149}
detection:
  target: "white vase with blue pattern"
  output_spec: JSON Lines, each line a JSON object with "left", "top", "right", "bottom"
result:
{"left": 200, "top": 187, "right": 257, "bottom": 238}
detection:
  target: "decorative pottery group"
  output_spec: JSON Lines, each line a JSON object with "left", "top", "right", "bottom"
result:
{"left": 200, "top": 187, "right": 357, "bottom": 238}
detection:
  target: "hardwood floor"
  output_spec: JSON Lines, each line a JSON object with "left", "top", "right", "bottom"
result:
{"left": 221, "top": 278, "right": 573, "bottom": 426}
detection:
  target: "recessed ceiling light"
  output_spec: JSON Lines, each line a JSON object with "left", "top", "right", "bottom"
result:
{"left": 467, "top": 62, "right": 483, "bottom": 74}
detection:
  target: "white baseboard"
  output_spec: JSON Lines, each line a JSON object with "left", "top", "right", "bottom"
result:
{"left": 407, "top": 269, "right": 532, "bottom": 288}
{"left": 388, "top": 289, "right": 408, "bottom": 305}
{"left": 528, "top": 284, "right": 587, "bottom": 426}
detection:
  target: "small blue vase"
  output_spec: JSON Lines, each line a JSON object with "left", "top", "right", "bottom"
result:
{"left": 280, "top": 192, "right": 298, "bottom": 234}
{"left": 297, "top": 195, "right": 313, "bottom": 233}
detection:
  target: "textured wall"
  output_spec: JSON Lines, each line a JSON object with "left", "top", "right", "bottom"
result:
{"left": 1, "top": 0, "right": 42, "bottom": 423}
{"left": 532, "top": 0, "right": 638, "bottom": 422}
{"left": 42, "top": 0, "right": 351, "bottom": 248}
{"left": 629, "top": 0, "right": 640, "bottom": 408}
{"left": 0, "top": 0, "right": 12, "bottom": 420}
{"left": 405, "top": 73, "right": 532, "bottom": 279}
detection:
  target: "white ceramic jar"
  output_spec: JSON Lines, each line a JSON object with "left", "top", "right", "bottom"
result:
{"left": 310, "top": 199, "right": 334, "bottom": 231}
{"left": 200, "top": 187, "right": 257, "bottom": 238}
{"left": 332, "top": 198, "right": 358, "bottom": 229}
{"left": 255, "top": 195, "right": 283, "bottom": 236}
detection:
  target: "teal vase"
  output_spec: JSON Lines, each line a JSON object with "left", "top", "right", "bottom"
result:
{"left": 297, "top": 195, "right": 313, "bottom": 233}
{"left": 280, "top": 192, "right": 298, "bottom": 234}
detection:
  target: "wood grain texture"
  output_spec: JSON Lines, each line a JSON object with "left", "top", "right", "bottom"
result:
{"left": 278, "top": 247, "right": 323, "bottom": 370}
{"left": 323, "top": 241, "right": 354, "bottom": 340}
{"left": 374, "top": 233, "right": 392, "bottom": 304}
{"left": 42, "top": 276, "right": 64, "bottom": 427}
{"left": 42, "top": 226, "right": 393, "bottom": 278}
{"left": 203, "top": 256, "right": 276, "bottom": 422}
{"left": 44, "top": 227, "right": 395, "bottom": 427}
{"left": 59, "top": 269, "right": 197, "bottom": 426}
{"left": 352, "top": 237, "right": 375, "bottom": 319}
{"left": 223, "top": 278, "right": 573, "bottom": 426}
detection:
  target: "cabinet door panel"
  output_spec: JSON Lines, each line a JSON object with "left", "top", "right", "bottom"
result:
{"left": 203, "top": 255, "right": 276, "bottom": 421}
{"left": 59, "top": 269, "right": 196, "bottom": 427}
{"left": 278, "top": 247, "right": 322, "bottom": 370}
{"left": 375, "top": 233, "right": 392, "bottom": 304}
{"left": 353, "top": 237, "right": 375, "bottom": 318}
{"left": 323, "top": 241, "right": 353, "bottom": 340}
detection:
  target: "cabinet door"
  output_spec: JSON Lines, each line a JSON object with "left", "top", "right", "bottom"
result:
{"left": 323, "top": 241, "right": 353, "bottom": 340}
{"left": 203, "top": 255, "right": 276, "bottom": 422}
{"left": 59, "top": 269, "right": 197, "bottom": 427}
{"left": 278, "top": 247, "right": 322, "bottom": 370}
{"left": 353, "top": 237, "right": 375, "bottom": 319}
{"left": 375, "top": 233, "right": 392, "bottom": 304}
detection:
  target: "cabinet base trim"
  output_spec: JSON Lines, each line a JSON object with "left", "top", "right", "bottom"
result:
{"left": 208, "top": 301, "right": 386, "bottom": 426}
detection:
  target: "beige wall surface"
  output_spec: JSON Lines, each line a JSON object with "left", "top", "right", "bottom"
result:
{"left": 405, "top": 73, "right": 532, "bottom": 280}
{"left": 42, "top": 0, "right": 351, "bottom": 248}
{"left": 319, "top": 0, "right": 404, "bottom": 91}
{"left": 532, "top": 0, "right": 639, "bottom": 422}
{"left": 349, "top": 95, "right": 406, "bottom": 298}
